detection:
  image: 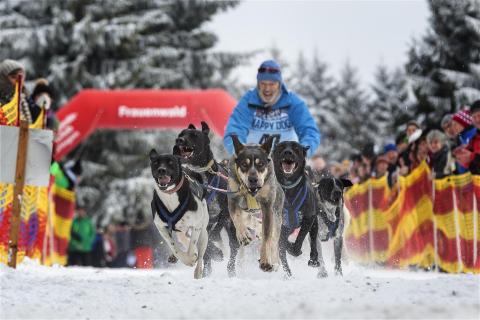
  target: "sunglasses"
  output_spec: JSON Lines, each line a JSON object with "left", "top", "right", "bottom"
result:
{"left": 258, "top": 67, "right": 280, "bottom": 74}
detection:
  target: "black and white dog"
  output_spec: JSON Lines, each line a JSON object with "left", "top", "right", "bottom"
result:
{"left": 174, "top": 122, "right": 240, "bottom": 277}
{"left": 315, "top": 177, "right": 352, "bottom": 277}
{"left": 149, "top": 150, "right": 209, "bottom": 279}
{"left": 228, "top": 135, "right": 284, "bottom": 272}
{"left": 272, "top": 141, "right": 320, "bottom": 277}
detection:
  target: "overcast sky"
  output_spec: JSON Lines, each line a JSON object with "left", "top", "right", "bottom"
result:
{"left": 206, "top": 0, "right": 430, "bottom": 88}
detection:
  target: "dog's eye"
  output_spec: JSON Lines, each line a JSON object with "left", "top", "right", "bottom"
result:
{"left": 257, "top": 161, "right": 264, "bottom": 167}
{"left": 241, "top": 162, "right": 249, "bottom": 168}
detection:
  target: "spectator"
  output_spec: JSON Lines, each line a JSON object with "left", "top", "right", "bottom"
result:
{"left": 410, "top": 133, "right": 429, "bottom": 170}
{"left": 455, "top": 101, "right": 480, "bottom": 174}
{"left": 111, "top": 221, "right": 132, "bottom": 268}
{"left": 441, "top": 114, "right": 456, "bottom": 140}
{"left": 67, "top": 206, "right": 96, "bottom": 267}
{"left": 103, "top": 224, "right": 117, "bottom": 267}
{"left": 406, "top": 120, "right": 421, "bottom": 139}
{"left": 451, "top": 109, "right": 476, "bottom": 174}
{"left": 361, "top": 142, "right": 376, "bottom": 176}
{"left": 223, "top": 59, "right": 320, "bottom": 157}
{"left": 91, "top": 228, "right": 107, "bottom": 268}
{"left": 426, "top": 130, "right": 454, "bottom": 178}
{"left": 0, "top": 59, "right": 39, "bottom": 125}
{"left": 309, "top": 154, "right": 329, "bottom": 180}
{"left": 30, "top": 78, "right": 59, "bottom": 130}
{"left": 373, "top": 155, "right": 389, "bottom": 178}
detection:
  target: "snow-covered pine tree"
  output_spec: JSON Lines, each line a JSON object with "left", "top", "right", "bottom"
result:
{"left": 406, "top": 0, "right": 480, "bottom": 126}
{"left": 369, "top": 64, "right": 411, "bottom": 145}
{"left": 329, "top": 61, "right": 370, "bottom": 160}
{"left": 290, "top": 52, "right": 338, "bottom": 159}
{"left": 0, "top": 0, "right": 244, "bottom": 224}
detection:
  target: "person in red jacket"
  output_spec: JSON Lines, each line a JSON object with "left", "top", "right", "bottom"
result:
{"left": 455, "top": 101, "right": 480, "bottom": 174}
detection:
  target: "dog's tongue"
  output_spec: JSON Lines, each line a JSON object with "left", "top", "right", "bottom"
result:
{"left": 158, "top": 176, "right": 171, "bottom": 186}
{"left": 282, "top": 162, "right": 296, "bottom": 174}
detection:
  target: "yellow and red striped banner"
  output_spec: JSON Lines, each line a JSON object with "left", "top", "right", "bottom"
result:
{"left": 345, "top": 162, "right": 480, "bottom": 273}
{"left": 42, "top": 183, "right": 75, "bottom": 266}
{"left": 0, "top": 80, "right": 20, "bottom": 126}
{"left": 0, "top": 183, "right": 48, "bottom": 264}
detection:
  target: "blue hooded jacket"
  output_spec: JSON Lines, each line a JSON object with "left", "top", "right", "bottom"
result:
{"left": 223, "top": 83, "right": 321, "bottom": 157}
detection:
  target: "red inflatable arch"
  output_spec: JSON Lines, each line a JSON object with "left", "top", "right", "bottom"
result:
{"left": 54, "top": 89, "right": 237, "bottom": 160}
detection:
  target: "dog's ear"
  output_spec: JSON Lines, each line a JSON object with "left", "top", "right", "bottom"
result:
{"left": 188, "top": 123, "right": 196, "bottom": 129}
{"left": 340, "top": 178, "right": 353, "bottom": 189}
{"left": 201, "top": 121, "right": 210, "bottom": 135}
{"left": 302, "top": 145, "right": 310, "bottom": 157}
{"left": 261, "top": 135, "right": 275, "bottom": 155}
{"left": 149, "top": 149, "right": 159, "bottom": 160}
{"left": 231, "top": 135, "right": 244, "bottom": 155}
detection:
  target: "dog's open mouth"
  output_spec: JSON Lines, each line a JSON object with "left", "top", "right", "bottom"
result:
{"left": 179, "top": 145, "right": 194, "bottom": 158}
{"left": 249, "top": 187, "right": 259, "bottom": 195}
{"left": 281, "top": 159, "right": 297, "bottom": 174}
{"left": 156, "top": 175, "right": 172, "bottom": 188}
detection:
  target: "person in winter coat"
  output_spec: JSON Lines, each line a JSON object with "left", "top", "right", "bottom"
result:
{"left": 223, "top": 59, "right": 320, "bottom": 157}
{"left": 454, "top": 101, "right": 480, "bottom": 174}
{"left": 68, "top": 206, "right": 96, "bottom": 266}
{"left": 30, "top": 78, "right": 59, "bottom": 130}
{"left": 426, "top": 130, "right": 454, "bottom": 179}
{"left": 450, "top": 109, "right": 477, "bottom": 174}
{"left": 0, "top": 59, "right": 40, "bottom": 125}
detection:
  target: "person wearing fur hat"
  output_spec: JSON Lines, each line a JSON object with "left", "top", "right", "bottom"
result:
{"left": 30, "top": 78, "right": 59, "bottom": 130}
{"left": 0, "top": 59, "right": 40, "bottom": 125}
{"left": 223, "top": 59, "right": 320, "bottom": 157}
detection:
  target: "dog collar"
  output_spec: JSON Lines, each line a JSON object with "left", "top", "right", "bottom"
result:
{"left": 234, "top": 163, "right": 260, "bottom": 210}
{"left": 279, "top": 175, "right": 303, "bottom": 190}
{"left": 159, "top": 175, "right": 185, "bottom": 194}
{"left": 185, "top": 159, "right": 215, "bottom": 173}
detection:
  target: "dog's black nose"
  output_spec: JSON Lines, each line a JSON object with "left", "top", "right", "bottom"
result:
{"left": 283, "top": 149, "right": 294, "bottom": 157}
{"left": 176, "top": 137, "right": 185, "bottom": 145}
{"left": 158, "top": 167, "right": 167, "bottom": 176}
{"left": 248, "top": 176, "right": 258, "bottom": 186}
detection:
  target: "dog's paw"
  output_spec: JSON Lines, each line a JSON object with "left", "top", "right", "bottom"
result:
{"left": 335, "top": 267, "right": 343, "bottom": 277}
{"left": 308, "top": 259, "right": 320, "bottom": 268}
{"left": 317, "top": 267, "right": 328, "bottom": 278}
{"left": 260, "top": 262, "right": 274, "bottom": 272}
{"left": 168, "top": 254, "right": 178, "bottom": 264}
{"left": 210, "top": 244, "right": 224, "bottom": 262}
{"left": 287, "top": 243, "right": 302, "bottom": 257}
{"left": 236, "top": 228, "right": 253, "bottom": 246}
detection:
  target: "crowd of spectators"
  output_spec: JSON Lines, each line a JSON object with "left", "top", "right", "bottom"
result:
{"left": 309, "top": 100, "right": 480, "bottom": 187}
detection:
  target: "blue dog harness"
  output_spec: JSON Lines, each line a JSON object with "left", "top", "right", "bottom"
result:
{"left": 152, "top": 191, "right": 191, "bottom": 233}
{"left": 205, "top": 174, "right": 221, "bottom": 205}
{"left": 282, "top": 182, "right": 308, "bottom": 229}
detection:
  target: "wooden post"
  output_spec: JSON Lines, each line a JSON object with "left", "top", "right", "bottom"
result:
{"left": 7, "top": 120, "right": 29, "bottom": 268}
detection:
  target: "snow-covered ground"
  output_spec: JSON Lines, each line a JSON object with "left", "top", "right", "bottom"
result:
{"left": 1, "top": 245, "right": 479, "bottom": 320}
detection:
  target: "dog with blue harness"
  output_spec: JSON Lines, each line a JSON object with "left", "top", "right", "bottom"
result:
{"left": 272, "top": 141, "right": 320, "bottom": 277}
{"left": 149, "top": 150, "right": 209, "bottom": 279}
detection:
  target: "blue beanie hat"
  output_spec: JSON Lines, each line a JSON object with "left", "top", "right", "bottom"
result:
{"left": 383, "top": 143, "right": 397, "bottom": 153}
{"left": 257, "top": 60, "right": 282, "bottom": 83}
